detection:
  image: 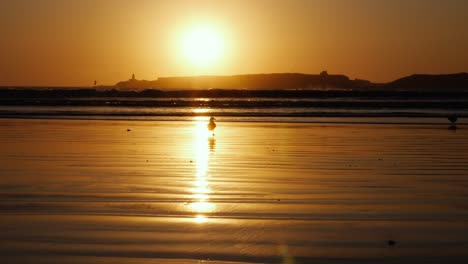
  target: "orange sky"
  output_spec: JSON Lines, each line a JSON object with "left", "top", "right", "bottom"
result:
{"left": 0, "top": 0, "right": 467, "bottom": 86}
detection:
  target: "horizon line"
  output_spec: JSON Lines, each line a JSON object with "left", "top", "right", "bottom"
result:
{"left": 1, "top": 71, "right": 467, "bottom": 88}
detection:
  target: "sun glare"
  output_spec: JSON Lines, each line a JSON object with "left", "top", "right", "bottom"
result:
{"left": 189, "top": 119, "right": 216, "bottom": 224}
{"left": 181, "top": 25, "right": 223, "bottom": 68}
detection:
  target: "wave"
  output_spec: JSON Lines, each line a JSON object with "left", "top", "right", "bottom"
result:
{"left": 0, "top": 96, "right": 467, "bottom": 122}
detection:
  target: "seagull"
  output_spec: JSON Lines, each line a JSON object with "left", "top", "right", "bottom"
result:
{"left": 448, "top": 114, "right": 458, "bottom": 124}
{"left": 207, "top": 117, "right": 216, "bottom": 136}
{"left": 387, "top": 240, "right": 397, "bottom": 247}
{"left": 448, "top": 114, "right": 458, "bottom": 130}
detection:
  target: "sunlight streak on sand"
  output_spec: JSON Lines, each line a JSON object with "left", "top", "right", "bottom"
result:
{"left": 190, "top": 119, "right": 215, "bottom": 222}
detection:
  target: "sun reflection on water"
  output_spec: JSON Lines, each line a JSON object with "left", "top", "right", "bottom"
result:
{"left": 195, "top": 214, "right": 207, "bottom": 224}
{"left": 190, "top": 119, "right": 216, "bottom": 223}
{"left": 192, "top": 108, "right": 211, "bottom": 114}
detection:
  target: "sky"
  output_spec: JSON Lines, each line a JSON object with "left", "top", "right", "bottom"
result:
{"left": 0, "top": 0, "right": 467, "bottom": 86}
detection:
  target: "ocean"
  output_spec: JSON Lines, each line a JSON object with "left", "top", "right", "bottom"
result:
{"left": 0, "top": 96, "right": 467, "bottom": 122}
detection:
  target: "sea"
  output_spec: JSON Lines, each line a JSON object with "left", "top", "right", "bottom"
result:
{"left": 0, "top": 95, "right": 467, "bottom": 123}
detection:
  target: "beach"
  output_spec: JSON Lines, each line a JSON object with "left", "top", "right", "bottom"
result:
{"left": 1, "top": 118, "right": 468, "bottom": 263}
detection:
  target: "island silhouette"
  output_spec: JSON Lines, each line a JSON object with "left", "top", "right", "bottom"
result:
{"left": 1, "top": 72, "right": 467, "bottom": 100}
{"left": 113, "top": 72, "right": 468, "bottom": 92}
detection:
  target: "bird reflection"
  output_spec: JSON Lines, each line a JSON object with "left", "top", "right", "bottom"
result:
{"left": 209, "top": 137, "right": 216, "bottom": 152}
{"left": 190, "top": 119, "right": 216, "bottom": 223}
{"left": 448, "top": 114, "right": 458, "bottom": 130}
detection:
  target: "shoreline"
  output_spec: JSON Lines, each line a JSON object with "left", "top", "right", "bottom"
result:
{"left": 0, "top": 115, "right": 465, "bottom": 125}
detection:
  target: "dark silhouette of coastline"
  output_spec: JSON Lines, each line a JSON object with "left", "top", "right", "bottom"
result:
{"left": 2, "top": 72, "right": 467, "bottom": 94}
{"left": 387, "top": 73, "right": 468, "bottom": 92}
{"left": 113, "top": 72, "right": 468, "bottom": 91}
{"left": 115, "top": 71, "right": 367, "bottom": 90}
{"left": 0, "top": 72, "right": 467, "bottom": 113}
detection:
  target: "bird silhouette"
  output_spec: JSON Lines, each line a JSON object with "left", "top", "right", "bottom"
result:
{"left": 207, "top": 117, "right": 216, "bottom": 136}
{"left": 448, "top": 114, "right": 458, "bottom": 130}
{"left": 387, "top": 240, "right": 397, "bottom": 247}
{"left": 448, "top": 114, "right": 458, "bottom": 124}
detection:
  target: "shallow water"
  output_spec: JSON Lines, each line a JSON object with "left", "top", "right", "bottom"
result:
{"left": 1, "top": 118, "right": 468, "bottom": 263}
{"left": 1, "top": 104, "right": 468, "bottom": 119}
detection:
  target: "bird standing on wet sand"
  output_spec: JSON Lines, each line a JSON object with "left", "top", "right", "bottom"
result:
{"left": 448, "top": 114, "right": 458, "bottom": 130}
{"left": 207, "top": 117, "right": 216, "bottom": 136}
{"left": 448, "top": 114, "right": 458, "bottom": 124}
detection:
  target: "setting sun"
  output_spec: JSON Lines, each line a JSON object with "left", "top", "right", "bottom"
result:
{"left": 181, "top": 25, "right": 224, "bottom": 68}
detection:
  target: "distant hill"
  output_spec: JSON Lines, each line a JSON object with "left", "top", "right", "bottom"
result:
{"left": 385, "top": 73, "right": 468, "bottom": 92}
{"left": 115, "top": 72, "right": 372, "bottom": 91}
{"left": 115, "top": 72, "right": 468, "bottom": 92}
{"left": 1, "top": 72, "right": 467, "bottom": 93}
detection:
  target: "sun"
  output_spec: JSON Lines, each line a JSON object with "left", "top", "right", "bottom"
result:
{"left": 181, "top": 25, "right": 223, "bottom": 68}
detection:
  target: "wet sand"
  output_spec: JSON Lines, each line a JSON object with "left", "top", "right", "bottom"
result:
{"left": 1, "top": 118, "right": 468, "bottom": 263}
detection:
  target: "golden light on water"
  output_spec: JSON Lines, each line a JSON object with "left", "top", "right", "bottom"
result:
{"left": 195, "top": 214, "right": 207, "bottom": 224}
{"left": 192, "top": 108, "right": 211, "bottom": 114}
{"left": 190, "top": 119, "right": 216, "bottom": 223}
{"left": 191, "top": 201, "right": 215, "bottom": 213}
